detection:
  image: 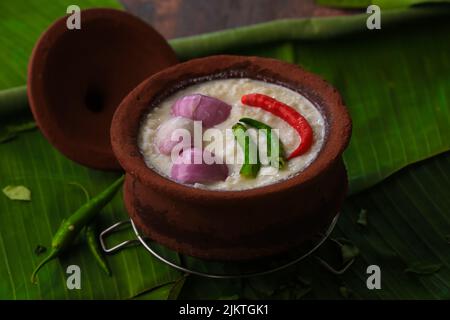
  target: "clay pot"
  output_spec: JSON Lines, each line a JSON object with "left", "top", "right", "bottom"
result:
{"left": 28, "top": 9, "right": 178, "bottom": 170}
{"left": 111, "top": 55, "right": 352, "bottom": 260}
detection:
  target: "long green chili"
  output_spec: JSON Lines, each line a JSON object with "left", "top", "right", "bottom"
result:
{"left": 31, "top": 175, "right": 124, "bottom": 283}
{"left": 71, "top": 183, "right": 112, "bottom": 277}
{"left": 86, "top": 222, "right": 111, "bottom": 276}
{"left": 232, "top": 123, "right": 261, "bottom": 178}
{"left": 239, "top": 117, "right": 286, "bottom": 169}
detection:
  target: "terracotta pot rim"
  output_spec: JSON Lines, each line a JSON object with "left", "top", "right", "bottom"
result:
{"left": 111, "top": 55, "right": 352, "bottom": 202}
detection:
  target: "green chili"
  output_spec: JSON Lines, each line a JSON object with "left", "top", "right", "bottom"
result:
{"left": 239, "top": 117, "right": 286, "bottom": 169}
{"left": 86, "top": 221, "right": 111, "bottom": 276}
{"left": 70, "top": 182, "right": 112, "bottom": 277}
{"left": 232, "top": 123, "right": 261, "bottom": 178}
{"left": 31, "top": 175, "right": 124, "bottom": 283}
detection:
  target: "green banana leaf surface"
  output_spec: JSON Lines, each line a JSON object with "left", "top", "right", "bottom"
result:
{"left": 0, "top": 0, "right": 122, "bottom": 90}
{"left": 170, "top": 7, "right": 450, "bottom": 194}
{"left": 181, "top": 153, "right": 450, "bottom": 299}
{"left": 0, "top": 1, "right": 449, "bottom": 299}
{"left": 316, "top": 0, "right": 450, "bottom": 9}
{"left": 0, "top": 0, "right": 183, "bottom": 300}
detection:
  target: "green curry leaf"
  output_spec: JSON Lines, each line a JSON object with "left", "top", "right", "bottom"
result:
{"left": 2, "top": 185, "right": 31, "bottom": 201}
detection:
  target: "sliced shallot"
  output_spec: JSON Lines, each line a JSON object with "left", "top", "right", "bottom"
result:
{"left": 171, "top": 94, "right": 231, "bottom": 128}
{"left": 170, "top": 147, "right": 228, "bottom": 184}
{"left": 154, "top": 116, "right": 195, "bottom": 155}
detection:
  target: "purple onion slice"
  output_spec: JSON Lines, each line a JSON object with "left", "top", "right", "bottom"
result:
{"left": 170, "top": 147, "right": 229, "bottom": 184}
{"left": 171, "top": 94, "right": 231, "bottom": 128}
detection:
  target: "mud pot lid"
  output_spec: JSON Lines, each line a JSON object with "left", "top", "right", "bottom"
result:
{"left": 27, "top": 8, "right": 178, "bottom": 170}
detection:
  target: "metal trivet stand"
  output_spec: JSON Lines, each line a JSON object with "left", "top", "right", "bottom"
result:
{"left": 100, "top": 213, "right": 353, "bottom": 279}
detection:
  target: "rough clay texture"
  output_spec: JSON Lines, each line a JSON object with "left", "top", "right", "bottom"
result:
{"left": 28, "top": 8, "right": 178, "bottom": 170}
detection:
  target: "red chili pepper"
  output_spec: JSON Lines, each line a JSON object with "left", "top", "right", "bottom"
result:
{"left": 241, "top": 93, "right": 313, "bottom": 160}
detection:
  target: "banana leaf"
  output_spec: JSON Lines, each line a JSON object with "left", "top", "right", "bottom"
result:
{"left": 0, "top": 0, "right": 121, "bottom": 90}
{"left": 316, "top": 0, "right": 450, "bottom": 9}
{"left": 171, "top": 7, "right": 450, "bottom": 193}
{"left": 172, "top": 7, "right": 450, "bottom": 299}
{"left": 181, "top": 152, "right": 450, "bottom": 299}
{"left": 0, "top": 0, "right": 182, "bottom": 300}
{"left": 1, "top": 2, "right": 450, "bottom": 299}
